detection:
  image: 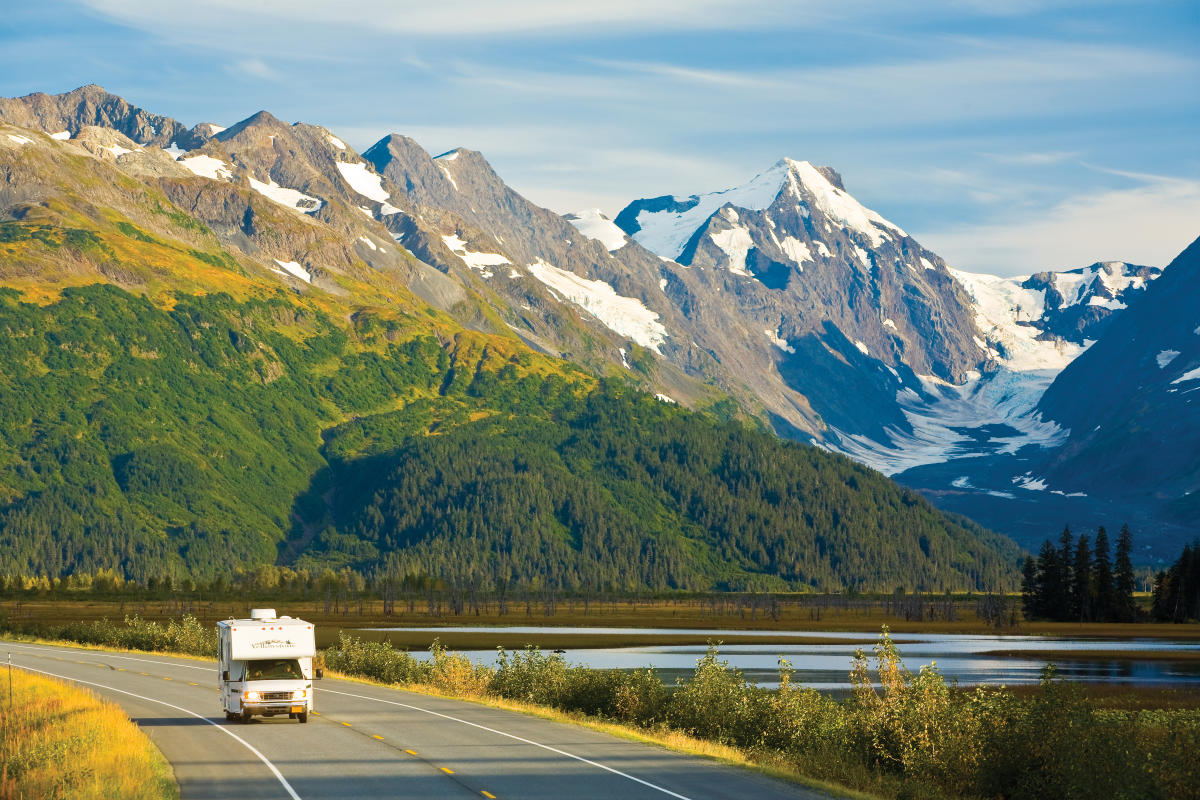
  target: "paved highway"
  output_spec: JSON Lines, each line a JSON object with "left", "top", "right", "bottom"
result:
{"left": 5, "top": 640, "right": 833, "bottom": 800}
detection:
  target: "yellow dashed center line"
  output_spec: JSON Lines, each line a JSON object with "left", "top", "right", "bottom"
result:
{"left": 372, "top": 734, "right": 384, "bottom": 740}
{"left": 481, "top": 791, "right": 497, "bottom": 799}
{"left": 163, "top": 677, "right": 171, "bottom": 681}
{"left": 405, "top": 749, "right": 417, "bottom": 756}
{"left": 188, "top": 682, "right": 199, "bottom": 686}
{"left": 440, "top": 767, "right": 454, "bottom": 775}
{"left": 341, "top": 721, "right": 352, "bottom": 727}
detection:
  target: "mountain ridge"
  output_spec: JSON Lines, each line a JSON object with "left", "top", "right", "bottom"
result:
{"left": 1, "top": 83, "right": 1191, "bottom": 559}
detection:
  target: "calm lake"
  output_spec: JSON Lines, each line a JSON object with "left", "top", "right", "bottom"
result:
{"left": 357, "top": 626, "right": 1200, "bottom": 689}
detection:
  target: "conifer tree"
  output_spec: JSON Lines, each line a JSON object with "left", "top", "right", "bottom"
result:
{"left": 1021, "top": 555, "right": 1038, "bottom": 620}
{"left": 1092, "top": 526, "right": 1114, "bottom": 622}
{"left": 1114, "top": 524, "right": 1137, "bottom": 622}
{"left": 1055, "top": 526, "right": 1074, "bottom": 618}
{"left": 1072, "top": 534, "right": 1092, "bottom": 622}
{"left": 1034, "top": 540, "right": 1060, "bottom": 619}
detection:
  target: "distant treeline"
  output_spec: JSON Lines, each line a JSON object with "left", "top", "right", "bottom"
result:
{"left": 1151, "top": 540, "right": 1200, "bottom": 622}
{"left": 1020, "top": 525, "right": 1138, "bottom": 622}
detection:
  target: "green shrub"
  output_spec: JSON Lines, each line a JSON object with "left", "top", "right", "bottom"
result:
{"left": 665, "top": 644, "right": 763, "bottom": 744}
{"left": 323, "top": 633, "right": 430, "bottom": 684}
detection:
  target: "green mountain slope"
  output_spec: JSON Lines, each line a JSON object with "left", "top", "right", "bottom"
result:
{"left": 0, "top": 117, "right": 1020, "bottom": 592}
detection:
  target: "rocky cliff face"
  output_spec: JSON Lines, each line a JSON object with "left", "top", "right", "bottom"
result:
{"left": 1036, "top": 237, "right": 1200, "bottom": 504}
{"left": 0, "top": 85, "right": 214, "bottom": 150}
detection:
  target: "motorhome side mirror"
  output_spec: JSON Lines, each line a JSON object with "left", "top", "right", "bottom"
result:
{"left": 222, "top": 670, "right": 229, "bottom": 681}
{"left": 315, "top": 668, "right": 323, "bottom": 680}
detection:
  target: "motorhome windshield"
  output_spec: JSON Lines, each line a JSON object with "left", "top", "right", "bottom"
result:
{"left": 244, "top": 659, "right": 303, "bottom": 681}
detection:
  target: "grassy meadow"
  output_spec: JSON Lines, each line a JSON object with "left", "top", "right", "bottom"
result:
{"left": 0, "top": 667, "right": 177, "bottom": 800}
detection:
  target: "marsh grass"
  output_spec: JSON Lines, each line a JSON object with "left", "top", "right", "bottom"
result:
{"left": 0, "top": 668, "right": 177, "bottom": 800}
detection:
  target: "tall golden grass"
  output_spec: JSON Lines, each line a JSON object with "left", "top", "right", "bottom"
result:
{"left": 0, "top": 668, "right": 177, "bottom": 800}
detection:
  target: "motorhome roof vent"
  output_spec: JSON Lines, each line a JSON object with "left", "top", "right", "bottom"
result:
{"left": 249, "top": 608, "right": 276, "bottom": 621}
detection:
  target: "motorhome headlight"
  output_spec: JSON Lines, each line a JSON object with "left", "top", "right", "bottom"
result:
{"left": 293, "top": 690, "right": 306, "bottom": 700}
{"left": 243, "top": 690, "right": 261, "bottom": 701}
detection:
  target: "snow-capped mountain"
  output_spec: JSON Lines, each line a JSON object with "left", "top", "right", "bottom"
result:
{"left": 2, "top": 85, "right": 1189, "bottom": 553}
{"left": 617, "top": 158, "right": 981, "bottom": 382}
{"left": 896, "top": 238, "right": 1192, "bottom": 557}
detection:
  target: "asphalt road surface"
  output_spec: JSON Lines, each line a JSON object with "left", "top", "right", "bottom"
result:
{"left": 5, "top": 639, "right": 835, "bottom": 800}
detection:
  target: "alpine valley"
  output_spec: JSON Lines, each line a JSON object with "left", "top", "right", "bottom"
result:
{"left": 0, "top": 85, "right": 1193, "bottom": 591}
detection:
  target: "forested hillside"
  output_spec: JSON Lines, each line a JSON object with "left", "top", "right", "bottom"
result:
{"left": 0, "top": 283, "right": 1017, "bottom": 591}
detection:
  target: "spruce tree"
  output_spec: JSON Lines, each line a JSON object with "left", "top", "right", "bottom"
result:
{"left": 1072, "top": 534, "right": 1092, "bottom": 622}
{"left": 1056, "top": 526, "right": 1075, "bottom": 619}
{"left": 1092, "top": 526, "right": 1114, "bottom": 622}
{"left": 1021, "top": 555, "right": 1038, "bottom": 620}
{"left": 1035, "top": 539, "right": 1060, "bottom": 619}
{"left": 1114, "top": 524, "right": 1137, "bottom": 622}
{"left": 1151, "top": 569, "right": 1171, "bottom": 621}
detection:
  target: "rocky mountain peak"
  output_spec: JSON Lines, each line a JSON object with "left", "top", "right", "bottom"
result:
{"left": 218, "top": 110, "right": 286, "bottom": 140}
{"left": 0, "top": 84, "right": 201, "bottom": 150}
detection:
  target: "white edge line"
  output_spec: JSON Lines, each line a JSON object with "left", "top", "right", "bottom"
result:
{"left": 321, "top": 687, "right": 694, "bottom": 800}
{"left": 14, "top": 663, "right": 302, "bottom": 800}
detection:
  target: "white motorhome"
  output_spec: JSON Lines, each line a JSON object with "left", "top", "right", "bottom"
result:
{"left": 217, "top": 609, "right": 321, "bottom": 723}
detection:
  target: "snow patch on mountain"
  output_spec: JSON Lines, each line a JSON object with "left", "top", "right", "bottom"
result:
{"left": 779, "top": 236, "right": 813, "bottom": 266}
{"left": 1014, "top": 474, "right": 1048, "bottom": 491}
{"left": 1172, "top": 366, "right": 1200, "bottom": 384}
{"left": 327, "top": 134, "right": 346, "bottom": 150}
{"left": 49, "top": 131, "right": 71, "bottom": 141}
{"left": 1051, "top": 262, "right": 1144, "bottom": 308}
{"left": 564, "top": 209, "right": 628, "bottom": 251}
{"left": 7, "top": 134, "right": 32, "bottom": 145}
{"left": 335, "top": 161, "right": 390, "bottom": 203}
{"left": 179, "top": 154, "right": 233, "bottom": 181}
{"left": 442, "top": 234, "right": 509, "bottom": 277}
{"left": 273, "top": 259, "right": 311, "bottom": 283}
{"left": 1157, "top": 349, "right": 1180, "bottom": 368}
{"left": 628, "top": 161, "right": 790, "bottom": 259}
{"left": 248, "top": 177, "right": 323, "bottom": 213}
{"left": 526, "top": 259, "right": 668, "bottom": 352}
{"left": 163, "top": 142, "right": 185, "bottom": 159}
{"left": 709, "top": 226, "right": 754, "bottom": 275}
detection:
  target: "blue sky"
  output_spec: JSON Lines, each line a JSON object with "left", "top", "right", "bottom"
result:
{"left": 2, "top": 1, "right": 1197, "bottom": 275}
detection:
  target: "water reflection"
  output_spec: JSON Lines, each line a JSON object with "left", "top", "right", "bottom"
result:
{"left": 358, "top": 626, "right": 1200, "bottom": 689}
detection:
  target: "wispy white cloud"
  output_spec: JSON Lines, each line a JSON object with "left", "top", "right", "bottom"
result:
{"left": 230, "top": 58, "right": 280, "bottom": 82}
{"left": 981, "top": 151, "right": 1079, "bottom": 166}
{"left": 915, "top": 174, "right": 1200, "bottom": 276}
{"left": 78, "top": 0, "right": 810, "bottom": 38}
{"left": 585, "top": 58, "right": 780, "bottom": 88}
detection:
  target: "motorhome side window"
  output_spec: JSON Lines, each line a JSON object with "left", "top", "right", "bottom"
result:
{"left": 244, "top": 659, "right": 304, "bottom": 681}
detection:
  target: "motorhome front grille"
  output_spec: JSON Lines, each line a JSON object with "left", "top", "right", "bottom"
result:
{"left": 259, "top": 692, "right": 294, "bottom": 701}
